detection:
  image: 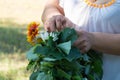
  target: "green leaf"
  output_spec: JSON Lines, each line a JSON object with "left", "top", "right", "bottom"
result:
{"left": 37, "top": 72, "right": 53, "bottom": 80}
{"left": 93, "top": 73, "right": 101, "bottom": 80}
{"left": 50, "top": 50, "right": 65, "bottom": 60}
{"left": 72, "top": 75, "right": 82, "bottom": 80}
{"left": 41, "top": 61, "right": 54, "bottom": 68}
{"left": 56, "top": 68, "right": 71, "bottom": 80}
{"left": 59, "top": 60, "right": 83, "bottom": 72}
{"left": 40, "top": 61, "right": 54, "bottom": 72}
{"left": 34, "top": 44, "right": 51, "bottom": 55}
{"left": 57, "top": 41, "right": 71, "bottom": 55}
{"left": 93, "top": 59, "right": 103, "bottom": 78}
{"left": 83, "top": 54, "right": 90, "bottom": 62}
{"left": 43, "top": 57, "right": 56, "bottom": 61}
{"left": 59, "top": 28, "right": 78, "bottom": 44}
{"left": 30, "top": 71, "right": 39, "bottom": 80}
{"left": 85, "top": 65, "right": 91, "bottom": 75}
{"left": 26, "top": 47, "right": 38, "bottom": 61}
{"left": 88, "top": 50, "right": 102, "bottom": 63}
{"left": 88, "top": 50, "right": 103, "bottom": 79}
{"left": 34, "top": 45, "right": 65, "bottom": 60}
{"left": 46, "top": 36, "right": 55, "bottom": 48}
{"left": 88, "top": 74, "right": 94, "bottom": 80}
{"left": 27, "top": 61, "right": 36, "bottom": 71}
{"left": 65, "top": 47, "right": 81, "bottom": 61}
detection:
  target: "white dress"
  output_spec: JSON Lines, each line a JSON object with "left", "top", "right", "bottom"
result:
{"left": 59, "top": 0, "right": 120, "bottom": 80}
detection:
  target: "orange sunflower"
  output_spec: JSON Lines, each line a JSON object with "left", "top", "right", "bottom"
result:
{"left": 27, "top": 22, "right": 39, "bottom": 45}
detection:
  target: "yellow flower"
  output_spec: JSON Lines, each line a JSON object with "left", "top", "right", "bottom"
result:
{"left": 27, "top": 22, "right": 39, "bottom": 45}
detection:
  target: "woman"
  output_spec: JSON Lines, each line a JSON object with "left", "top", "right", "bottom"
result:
{"left": 42, "top": 0, "right": 120, "bottom": 80}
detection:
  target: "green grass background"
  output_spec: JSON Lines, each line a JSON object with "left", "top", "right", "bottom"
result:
{"left": 0, "top": 19, "right": 32, "bottom": 80}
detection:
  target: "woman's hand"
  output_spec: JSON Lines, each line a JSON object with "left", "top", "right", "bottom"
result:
{"left": 44, "top": 15, "right": 76, "bottom": 32}
{"left": 74, "top": 30, "right": 94, "bottom": 53}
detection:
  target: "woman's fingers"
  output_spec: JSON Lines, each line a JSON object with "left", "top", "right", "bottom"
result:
{"left": 49, "top": 20, "right": 56, "bottom": 32}
{"left": 74, "top": 30, "right": 93, "bottom": 53}
{"left": 74, "top": 38, "right": 85, "bottom": 47}
{"left": 44, "top": 17, "right": 56, "bottom": 32}
{"left": 44, "top": 15, "right": 76, "bottom": 32}
{"left": 44, "top": 21, "right": 50, "bottom": 31}
{"left": 55, "top": 16, "right": 63, "bottom": 31}
{"left": 78, "top": 42, "right": 89, "bottom": 53}
{"left": 74, "top": 38, "right": 87, "bottom": 53}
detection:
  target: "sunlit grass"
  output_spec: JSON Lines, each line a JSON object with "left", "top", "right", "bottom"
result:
{"left": 0, "top": 53, "right": 30, "bottom": 80}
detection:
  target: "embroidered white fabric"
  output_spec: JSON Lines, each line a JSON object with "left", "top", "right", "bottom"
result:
{"left": 59, "top": 0, "right": 120, "bottom": 80}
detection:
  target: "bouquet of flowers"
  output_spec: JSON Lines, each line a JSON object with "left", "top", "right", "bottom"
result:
{"left": 26, "top": 22, "right": 103, "bottom": 80}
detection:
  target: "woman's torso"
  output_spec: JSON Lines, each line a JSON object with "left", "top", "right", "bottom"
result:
{"left": 59, "top": 0, "right": 120, "bottom": 80}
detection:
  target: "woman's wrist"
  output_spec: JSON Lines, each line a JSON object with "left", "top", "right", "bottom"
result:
{"left": 88, "top": 32, "right": 97, "bottom": 50}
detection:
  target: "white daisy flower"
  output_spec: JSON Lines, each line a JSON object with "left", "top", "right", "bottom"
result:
{"left": 49, "top": 32, "right": 58, "bottom": 41}
{"left": 36, "top": 31, "right": 49, "bottom": 41}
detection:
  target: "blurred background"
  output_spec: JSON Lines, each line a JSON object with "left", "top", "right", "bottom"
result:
{"left": 0, "top": 0, "right": 47, "bottom": 80}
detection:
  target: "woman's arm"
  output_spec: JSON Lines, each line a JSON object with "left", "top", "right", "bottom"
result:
{"left": 91, "top": 32, "right": 120, "bottom": 55}
{"left": 42, "top": 0, "right": 64, "bottom": 23}
{"left": 74, "top": 30, "right": 120, "bottom": 55}
{"left": 42, "top": 0, "right": 75, "bottom": 32}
